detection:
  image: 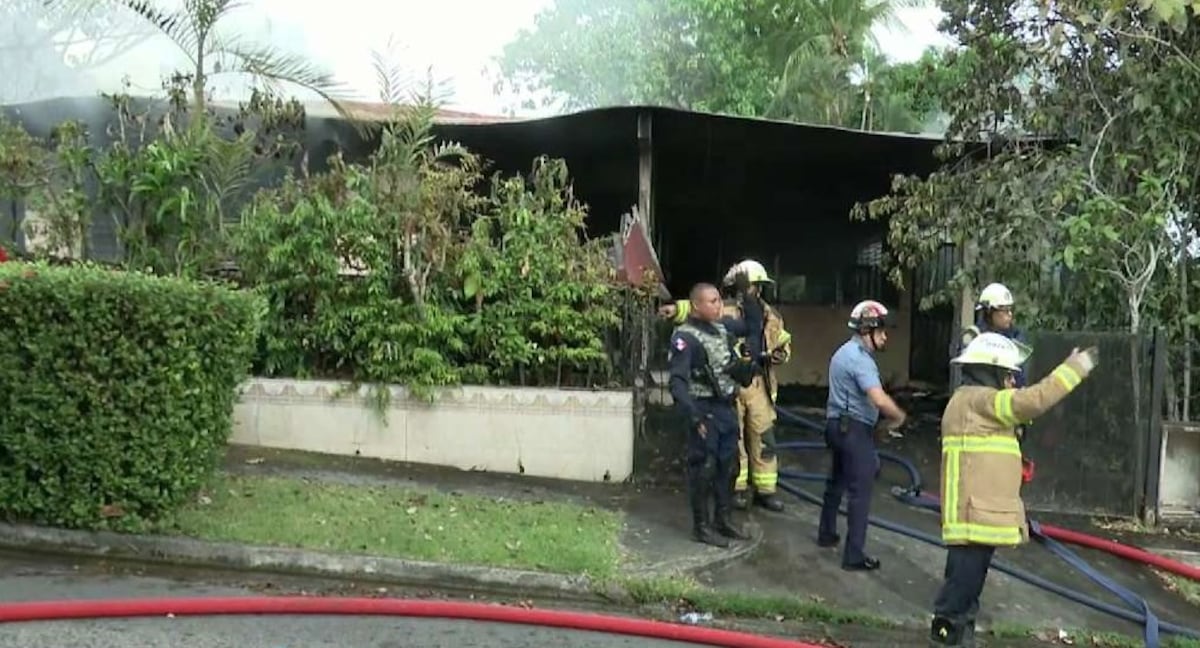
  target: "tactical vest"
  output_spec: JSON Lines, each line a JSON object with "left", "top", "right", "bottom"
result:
{"left": 675, "top": 321, "right": 738, "bottom": 399}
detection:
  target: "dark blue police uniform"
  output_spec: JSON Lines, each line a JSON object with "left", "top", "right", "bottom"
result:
{"left": 818, "top": 337, "right": 883, "bottom": 569}
{"left": 668, "top": 299, "right": 764, "bottom": 546}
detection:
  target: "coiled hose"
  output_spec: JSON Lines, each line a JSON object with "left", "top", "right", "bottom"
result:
{"left": 771, "top": 406, "right": 1200, "bottom": 647}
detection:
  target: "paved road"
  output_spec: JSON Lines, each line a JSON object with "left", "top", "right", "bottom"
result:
{"left": 4, "top": 615, "right": 710, "bottom": 648}
{"left": 0, "top": 553, "right": 737, "bottom": 648}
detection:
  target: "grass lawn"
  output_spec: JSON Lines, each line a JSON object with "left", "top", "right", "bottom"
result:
{"left": 163, "top": 474, "right": 624, "bottom": 577}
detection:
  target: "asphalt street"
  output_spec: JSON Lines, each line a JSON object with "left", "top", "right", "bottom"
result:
{"left": 3, "top": 615, "right": 710, "bottom": 648}
{"left": 0, "top": 552, "right": 737, "bottom": 648}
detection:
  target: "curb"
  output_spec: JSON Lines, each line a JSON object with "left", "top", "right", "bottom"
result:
{"left": 0, "top": 523, "right": 597, "bottom": 601}
{"left": 625, "top": 519, "right": 765, "bottom": 578}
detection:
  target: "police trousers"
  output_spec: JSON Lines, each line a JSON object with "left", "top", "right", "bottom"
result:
{"left": 933, "top": 544, "right": 995, "bottom": 630}
{"left": 817, "top": 416, "right": 878, "bottom": 566}
{"left": 735, "top": 376, "right": 779, "bottom": 494}
{"left": 686, "top": 398, "right": 739, "bottom": 528}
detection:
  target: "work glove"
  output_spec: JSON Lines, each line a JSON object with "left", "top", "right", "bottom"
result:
{"left": 1068, "top": 346, "right": 1100, "bottom": 372}
{"left": 769, "top": 347, "right": 788, "bottom": 365}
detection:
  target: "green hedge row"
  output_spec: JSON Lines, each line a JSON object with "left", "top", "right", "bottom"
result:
{"left": 0, "top": 262, "right": 261, "bottom": 530}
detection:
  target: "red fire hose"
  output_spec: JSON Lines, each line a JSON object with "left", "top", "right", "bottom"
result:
{"left": 918, "top": 491, "right": 1200, "bottom": 582}
{"left": 0, "top": 597, "right": 825, "bottom": 648}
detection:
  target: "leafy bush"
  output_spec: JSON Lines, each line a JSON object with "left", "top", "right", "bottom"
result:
{"left": 0, "top": 262, "right": 262, "bottom": 530}
{"left": 234, "top": 104, "right": 622, "bottom": 395}
{"left": 460, "top": 157, "right": 620, "bottom": 385}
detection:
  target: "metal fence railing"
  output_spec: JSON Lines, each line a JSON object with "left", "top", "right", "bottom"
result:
{"left": 1021, "top": 330, "right": 1158, "bottom": 517}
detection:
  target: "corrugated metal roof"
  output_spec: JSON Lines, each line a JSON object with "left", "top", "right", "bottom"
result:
{"left": 294, "top": 99, "right": 516, "bottom": 125}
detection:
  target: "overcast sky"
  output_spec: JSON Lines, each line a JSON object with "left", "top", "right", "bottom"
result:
{"left": 81, "top": 0, "right": 952, "bottom": 117}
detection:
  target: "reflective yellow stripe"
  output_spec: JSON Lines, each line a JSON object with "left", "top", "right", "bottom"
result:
{"left": 941, "top": 435, "right": 1021, "bottom": 457}
{"left": 943, "top": 449, "right": 962, "bottom": 527}
{"left": 1053, "top": 364, "right": 1082, "bottom": 391}
{"left": 752, "top": 473, "right": 777, "bottom": 487}
{"left": 943, "top": 522, "right": 1023, "bottom": 545}
{"left": 993, "top": 390, "right": 1018, "bottom": 426}
{"left": 777, "top": 330, "right": 792, "bottom": 346}
{"left": 735, "top": 466, "right": 748, "bottom": 488}
{"left": 673, "top": 300, "right": 689, "bottom": 324}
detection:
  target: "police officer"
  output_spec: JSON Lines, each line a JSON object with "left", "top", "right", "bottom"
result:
{"left": 817, "top": 300, "right": 907, "bottom": 571}
{"left": 931, "top": 334, "right": 1098, "bottom": 646}
{"left": 668, "top": 279, "right": 765, "bottom": 547}
{"left": 661, "top": 259, "right": 792, "bottom": 513}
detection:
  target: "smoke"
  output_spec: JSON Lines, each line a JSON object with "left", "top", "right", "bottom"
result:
{"left": 2, "top": 0, "right": 549, "bottom": 128}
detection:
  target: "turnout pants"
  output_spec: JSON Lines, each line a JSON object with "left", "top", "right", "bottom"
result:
{"left": 686, "top": 398, "right": 740, "bottom": 530}
{"left": 931, "top": 544, "right": 995, "bottom": 645}
{"left": 817, "top": 416, "right": 878, "bottom": 566}
{"left": 734, "top": 376, "right": 779, "bottom": 495}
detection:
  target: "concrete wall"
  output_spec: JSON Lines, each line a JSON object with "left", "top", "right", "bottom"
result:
{"left": 230, "top": 378, "right": 635, "bottom": 484}
{"left": 1159, "top": 422, "right": 1200, "bottom": 520}
{"left": 773, "top": 290, "right": 913, "bottom": 387}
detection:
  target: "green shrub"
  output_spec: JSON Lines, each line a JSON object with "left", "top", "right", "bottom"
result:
{"left": 0, "top": 262, "right": 262, "bottom": 530}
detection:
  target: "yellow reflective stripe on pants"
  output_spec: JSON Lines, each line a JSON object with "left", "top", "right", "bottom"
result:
{"left": 751, "top": 472, "right": 777, "bottom": 489}
{"left": 943, "top": 522, "right": 1023, "bottom": 545}
{"left": 1053, "top": 364, "right": 1082, "bottom": 391}
{"left": 993, "top": 390, "right": 1018, "bottom": 426}
{"left": 735, "top": 466, "right": 749, "bottom": 489}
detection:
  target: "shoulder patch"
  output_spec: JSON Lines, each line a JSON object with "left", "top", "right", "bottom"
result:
{"left": 674, "top": 336, "right": 688, "bottom": 351}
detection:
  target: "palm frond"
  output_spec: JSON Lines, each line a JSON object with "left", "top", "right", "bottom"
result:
{"left": 371, "top": 35, "right": 414, "bottom": 107}
{"left": 210, "top": 39, "right": 358, "bottom": 126}
{"left": 200, "top": 130, "right": 255, "bottom": 220}
{"left": 108, "top": 0, "right": 201, "bottom": 67}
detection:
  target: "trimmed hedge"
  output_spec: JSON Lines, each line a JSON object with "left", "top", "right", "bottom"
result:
{"left": 0, "top": 262, "right": 261, "bottom": 530}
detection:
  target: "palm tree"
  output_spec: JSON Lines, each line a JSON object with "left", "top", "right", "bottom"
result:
{"left": 769, "top": 0, "right": 928, "bottom": 128}
{"left": 49, "top": 0, "right": 351, "bottom": 118}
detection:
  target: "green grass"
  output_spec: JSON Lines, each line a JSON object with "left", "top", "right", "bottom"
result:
{"left": 988, "top": 621, "right": 1200, "bottom": 648}
{"left": 1158, "top": 570, "right": 1200, "bottom": 608}
{"left": 163, "top": 474, "right": 623, "bottom": 577}
{"left": 612, "top": 575, "right": 897, "bottom": 627}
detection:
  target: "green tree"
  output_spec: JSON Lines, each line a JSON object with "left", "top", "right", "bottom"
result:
{"left": 495, "top": 0, "right": 943, "bottom": 133}
{"left": 855, "top": 0, "right": 1200, "bottom": 413}
{"left": 495, "top": 0, "right": 798, "bottom": 116}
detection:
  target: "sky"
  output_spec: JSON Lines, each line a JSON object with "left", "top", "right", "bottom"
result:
{"left": 74, "top": 0, "right": 953, "bottom": 118}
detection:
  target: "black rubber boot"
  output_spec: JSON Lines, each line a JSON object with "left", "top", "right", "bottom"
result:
{"left": 693, "top": 524, "right": 731, "bottom": 548}
{"left": 715, "top": 507, "right": 750, "bottom": 540}
{"left": 754, "top": 492, "right": 785, "bottom": 512}
{"left": 929, "top": 616, "right": 967, "bottom": 646}
{"left": 732, "top": 491, "right": 750, "bottom": 510}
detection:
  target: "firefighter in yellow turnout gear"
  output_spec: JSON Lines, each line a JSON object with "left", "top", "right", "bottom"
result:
{"left": 662, "top": 260, "right": 792, "bottom": 512}
{"left": 930, "top": 333, "right": 1099, "bottom": 647}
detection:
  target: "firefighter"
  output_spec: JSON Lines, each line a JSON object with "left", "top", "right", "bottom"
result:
{"left": 952, "top": 283, "right": 1031, "bottom": 388}
{"left": 930, "top": 333, "right": 1098, "bottom": 646}
{"left": 667, "top": 279, "right": 765, "bottom": 547}
{"left": 817, "top": 300, "right": 906, "bottom": 571}
{"left": 661, "top": 260, "right": 792, "bottom": 512}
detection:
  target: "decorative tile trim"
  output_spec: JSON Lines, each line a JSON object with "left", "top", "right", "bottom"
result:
{"left": 239, "top": 378, "right": 633, "bottom": 417}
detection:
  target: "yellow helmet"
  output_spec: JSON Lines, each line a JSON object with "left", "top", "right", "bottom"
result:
{"left": 722, "top": 259, "right": 773, "bottom": 286}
